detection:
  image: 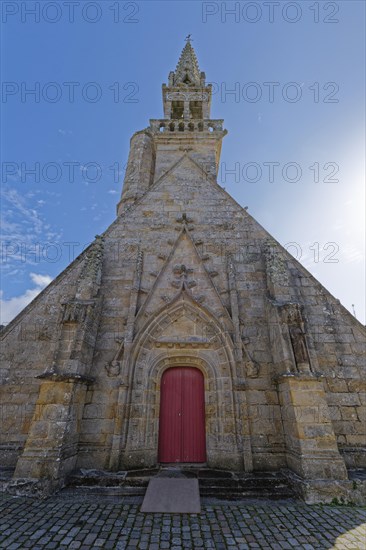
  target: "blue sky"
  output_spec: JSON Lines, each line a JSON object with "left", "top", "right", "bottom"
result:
{"left": 1, "top": 0, "right": 365, "bottom": 324}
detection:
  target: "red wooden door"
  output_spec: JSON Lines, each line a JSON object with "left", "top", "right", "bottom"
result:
{"left": 158, "top": 367, "right": 206, "bottom": 463}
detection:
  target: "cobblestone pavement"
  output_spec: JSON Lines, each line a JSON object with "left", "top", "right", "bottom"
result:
{"left": 0, "top": 494, "right": 365, "bottom": 549}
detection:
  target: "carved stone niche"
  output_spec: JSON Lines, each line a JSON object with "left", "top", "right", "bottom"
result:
{"left": 240, "top": 340, "right": 259, "bottom": 378}
{"left": 104, "top": 334, "right": 125, "bottom": 377}
{"left": 281, "top": 302, "right": 312, "bottom": 375}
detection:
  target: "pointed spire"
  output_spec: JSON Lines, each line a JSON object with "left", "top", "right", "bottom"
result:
{"left": 172, "top": 38, "right": 203, "bottom": 87}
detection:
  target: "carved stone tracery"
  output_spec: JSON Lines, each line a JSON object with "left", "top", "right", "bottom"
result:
{"left": 166, "top": 91, "right": 209, "bottom": 101}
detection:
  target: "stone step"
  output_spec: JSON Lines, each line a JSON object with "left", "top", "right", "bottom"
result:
{"left": 64, "top": 468, "right": 296, "bottom": 500}
{"left": 60, "top": 485, "right": 294, "bottom": 500}
{"left": 67, "top": 476, "right": 150, "bottom": 488}
{"left": 199, "top": 486, "right": 295, "bottom": 499}
{"left": 198, "top": 478, "right": 289, "bottom": 488}
{"left": 60, "top": 486, "right": 146, "bottom": 497}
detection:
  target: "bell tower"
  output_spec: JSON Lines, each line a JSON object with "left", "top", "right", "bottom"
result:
{"left": 117, "top": 38, "right": 227, "bottom": 215}
{"left": 152, "top": 37, "right": 227, "bottom": 181}
{"left": 162, "top": 36, "right": 211, "bottom": 120}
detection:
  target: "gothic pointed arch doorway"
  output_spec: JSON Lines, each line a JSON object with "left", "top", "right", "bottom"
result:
{"left": 158, "top": 367, "right": 206, "bottom": 463}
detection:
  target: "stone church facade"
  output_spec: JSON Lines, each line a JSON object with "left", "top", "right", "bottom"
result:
{"left": 1, "top": 41, "right": 365, "bottom": 502}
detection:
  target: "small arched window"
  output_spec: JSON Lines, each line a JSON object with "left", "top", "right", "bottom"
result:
{"left": 190, "top": 101, "right": 203, "bottom": 119}
{"left": 171, "top": 101, "right": 184, "bottom": 119}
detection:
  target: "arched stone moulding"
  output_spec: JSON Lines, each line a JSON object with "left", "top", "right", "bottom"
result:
{"left": 120, "top": 296, "right": 243, "bottom": 470}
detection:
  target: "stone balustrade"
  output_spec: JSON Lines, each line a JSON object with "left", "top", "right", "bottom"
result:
{"left": 150, "top": 119, "right": 225, "bottom": 134}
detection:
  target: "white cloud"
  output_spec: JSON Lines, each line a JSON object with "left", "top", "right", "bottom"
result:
{"left": 108, "top": 189, "right": 118, "bottom": 195}
{"left": 0, "top": 272, "right": 52, "bottom": 325}
{"left": 58, "top": 129, "right": 72, "bottom": 136}
{"left": 1, "top": 187, "right": 44, "bottom": 235}
{"left": 1, "top": 187, "right": 62, "bottom": 273}
{"left": 29, "top": 273, "right": 53, "bottom": 287}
